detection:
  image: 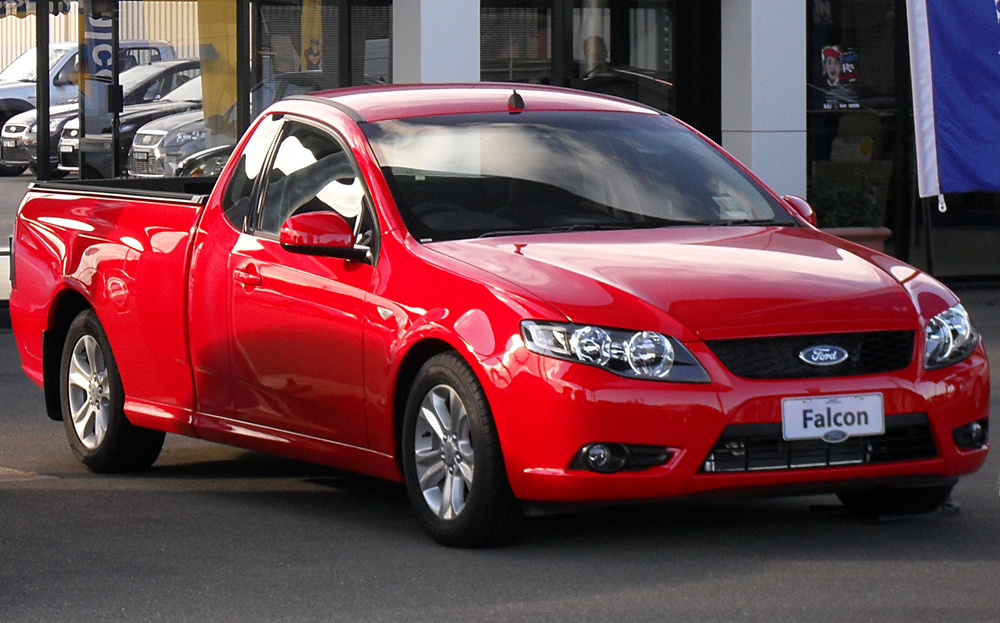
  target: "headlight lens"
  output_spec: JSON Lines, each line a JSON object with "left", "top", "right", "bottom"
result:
{"left": 924, "top": 304, "right": 979, "bottom": 369}
{"left": 164, "top": 129, "right": 206, "bottom": 148}
{"left": 521, "top": 320, "right": 710, "bottom": 382}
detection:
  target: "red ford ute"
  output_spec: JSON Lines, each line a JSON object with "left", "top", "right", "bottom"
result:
{"left": 9, "top": 84, "right": 989, "bottom": 547}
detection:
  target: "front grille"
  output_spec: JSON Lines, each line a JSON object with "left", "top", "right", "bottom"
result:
{"left": 701, "top": 412, "right": 936, "bottom": 473}
{"left": 128, "top": 151, "right": 164, "bottom": 176}
{"left": 706, "top": 331, "right": 914, "bottom": 380}
{"left": 1, "top": 143, "right": 30, "bottom": 165}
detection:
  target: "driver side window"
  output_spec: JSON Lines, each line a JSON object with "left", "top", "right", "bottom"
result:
{"left": 256, "top": 122, "right": 369, "bottom": 239}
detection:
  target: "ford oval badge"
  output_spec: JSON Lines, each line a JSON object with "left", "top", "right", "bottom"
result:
{"left": 798, "top": 345, "right": 849, "bottom": 367}
{"left": 822, "top": 430, "right": 849, "bottom": 443}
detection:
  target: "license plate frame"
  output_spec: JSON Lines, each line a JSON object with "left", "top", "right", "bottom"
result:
{"left": 781, "top": 393, "right": 885, "bottom": 443}
{"left": 2, "top": 139, "right": 15, "bottom": 148}
{"left": 59, "top": 144, "right": 75, "bottom": 153}
{"left": 132, "top": 150, "right": 148, "bottom": 161}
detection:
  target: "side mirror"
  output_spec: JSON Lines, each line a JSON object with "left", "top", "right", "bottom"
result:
{"left": 782, "top": 195, "right": 818, "bottom": 227}
{"left": 52, "top": 69, "right": 74, "bottom": 87}
{"left": 279, "top": 211, "right": 370, "bottom": 261}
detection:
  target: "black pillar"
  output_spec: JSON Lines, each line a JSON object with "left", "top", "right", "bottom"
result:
{"left": 35, "top": 0, "right": 51, "bottom": 181}
{"left": 673, "top": 1, "right": 721, "bottom": 144}
{"left": 236, "top": 0, "right": 252, "bottom": 136}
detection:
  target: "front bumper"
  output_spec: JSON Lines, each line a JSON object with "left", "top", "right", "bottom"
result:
{"left": 1, "top": 131, "right": 31, "bottom": 166}
{"left": 57, "top": 137, "right": 79, "bottom": 172}
{"left": 489, "top": 343, "right": 989, "bottom": 503}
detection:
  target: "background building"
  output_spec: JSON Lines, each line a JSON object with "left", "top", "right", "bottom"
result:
{"left": 0, "top": 0, "right": 993, "bottom": 279}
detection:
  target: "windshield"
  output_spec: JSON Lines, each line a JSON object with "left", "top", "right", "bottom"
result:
{"left": 362, "top": 111, "right": 795, "bottom": 242}
{"left": 162, "top": 76, "right": 201, "bottom": 102}
{"left": 0, "top": 47, "right": 68, "bottom": 82}
{"left": 120, "top": 63, "right": 169, "bottom": 94}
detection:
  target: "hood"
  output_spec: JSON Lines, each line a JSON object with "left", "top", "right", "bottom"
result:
{"left": 121, "top": 100, "right": 201, "bottom": 124}
{"left": 0, "top": 81, "right": 34, "bottom": 98}
{"left": 429, "top": 226, "right": 920, "bottom": 341}
{"left": 135, "top": 109, "right": 204, "bottom": 134}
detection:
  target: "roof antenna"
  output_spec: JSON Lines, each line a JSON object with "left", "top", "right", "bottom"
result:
{"left": 508, "top": 89, "right": 525, "bottom": 114}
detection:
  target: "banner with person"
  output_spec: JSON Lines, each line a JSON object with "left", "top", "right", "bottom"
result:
{"left": 907, "top": 0, "right": 1000, "bottom": 198}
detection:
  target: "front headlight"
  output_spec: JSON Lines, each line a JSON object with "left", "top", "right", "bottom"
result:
{"left": 520, "top": 320, "right": 711, "bottom": 383}
{"left": 163, "top": 129, "right": 206, "bottom": 148}
{"left": 924, "top": 304, "right": 979, "bottom": 370}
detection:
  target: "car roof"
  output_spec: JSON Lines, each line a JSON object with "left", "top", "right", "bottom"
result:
{"left": 308, "top": 83, "right": 661, "bottom": 123}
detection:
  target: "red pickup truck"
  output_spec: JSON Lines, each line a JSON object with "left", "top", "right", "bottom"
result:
{"left": 10, "top": 84, "right": 989, "bottom": 547}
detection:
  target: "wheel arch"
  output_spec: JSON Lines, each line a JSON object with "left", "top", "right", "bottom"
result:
{"left": 42, "top": 288, "right": 93, "bottom": 421}
{"left": 0, "top": 99, "right": 34, "bottom": 123}
{"left": 391, "top": 337, "right": 457, "bottom": 472}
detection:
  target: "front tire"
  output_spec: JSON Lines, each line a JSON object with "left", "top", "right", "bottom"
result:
{"left": 60, "top": 310, "right": 165, "bottom": 473}
{"left": 837, "top": 484, "right": 953, "bottom": 519}
{"left": 402, "top": 352, "right": 523, "bottom": 547}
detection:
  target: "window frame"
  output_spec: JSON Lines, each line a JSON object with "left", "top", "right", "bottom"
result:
{"left": 247, "top": 115, "right": 381, "bottom": 263}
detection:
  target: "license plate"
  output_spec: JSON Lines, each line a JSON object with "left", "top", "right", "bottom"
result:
{"left": 781, "top": 393, "right": 884, "bottom": 442}
{"left": 2, "top": 139, "right": 14, "bottom": 148}
{"left": 132, "top": 151, "right": 148, "bottom": 160}
{"left": 59, "top": 144, "right": 74, "bottom": 153}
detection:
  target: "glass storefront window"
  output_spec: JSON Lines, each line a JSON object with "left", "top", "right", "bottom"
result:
{"left": 807, "top": 0, "right": 899, "bottom": 239}
{"left": 570, "top": 1, "right": 674, "bottom": 113}
{"left": 481, "top": 2, "right": 553, "bottom": 84}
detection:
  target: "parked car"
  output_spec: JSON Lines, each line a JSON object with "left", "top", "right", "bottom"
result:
{"left": 10, "top": 84, "right": 990, "bottom": 548}
{"left": 129, "top": 71, "right": 334, "bottom": 177}
{"left": 1, "top": 58, "right": 199, "bottom": 175}
{"left": 58, "top": 75, "right": 202, "bottom": 175}
{"left": 0, "top": 40, "right": 176, "bottom": 175}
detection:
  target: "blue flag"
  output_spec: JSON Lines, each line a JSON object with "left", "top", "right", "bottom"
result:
{"left": 908, "top": 0, "right": 1000, "bottom": 196}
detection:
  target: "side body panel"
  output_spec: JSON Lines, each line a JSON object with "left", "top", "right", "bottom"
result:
{"left": 10, "top": 188, "right": 203, "bottom": 434}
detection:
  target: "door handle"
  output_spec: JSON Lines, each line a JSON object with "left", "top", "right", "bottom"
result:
{"left": 233, "top": 267, "right": 262, "bottom": 287}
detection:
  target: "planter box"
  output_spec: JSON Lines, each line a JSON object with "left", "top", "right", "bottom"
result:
{"left": 824, "top": 226, "right": 892, "bottom": 253}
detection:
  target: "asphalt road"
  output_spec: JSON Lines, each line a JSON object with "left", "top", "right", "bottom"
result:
{"left": 0, "top": 301, "right": 998, "bottom": 623}
{"left": 0, "top": 172, "right": 998, "bottom": 621}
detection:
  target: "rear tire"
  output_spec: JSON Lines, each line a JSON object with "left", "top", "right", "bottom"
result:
{"left": 60, "top": 310, "right": 165, "bottom": 473}
{"left": 837, "top": 484, "right": 953, "bottom": 519}
{"left": 0, "top": 161, "right": 27, "bottom": 177}
{"left": 402, "top": 352, "right": 523, "bottom": 547}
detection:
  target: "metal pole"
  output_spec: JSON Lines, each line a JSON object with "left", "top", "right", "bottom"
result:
{"left": 35, "top": 0, "right": 51, "bottom": 181}
{"left": 236, "top": 0, "right": 252, "bottom": 136}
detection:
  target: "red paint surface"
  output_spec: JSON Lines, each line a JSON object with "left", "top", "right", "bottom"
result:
{"left": 9, "top": 84, "right": 988, "bottom": 502}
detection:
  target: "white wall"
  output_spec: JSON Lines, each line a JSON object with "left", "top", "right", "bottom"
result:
{"left": 393, "top": 0, "right": 479, "bottom": 83}
{"left": 721, "top": 0, "right": 807, "bottom": 197}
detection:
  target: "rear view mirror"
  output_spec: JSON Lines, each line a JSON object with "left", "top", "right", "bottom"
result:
{"left": 782, "top": 195, "right": 818, "bottom": 227}
{"left": 279, "top": 211, "right": 369, "bottom": 261}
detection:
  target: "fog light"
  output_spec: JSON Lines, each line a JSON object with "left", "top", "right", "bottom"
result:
{"left": 581, "top": 443, "right": 628, "bottom": 473}
{"left": 953, "top": 419, "right": 989, "bottom": 450}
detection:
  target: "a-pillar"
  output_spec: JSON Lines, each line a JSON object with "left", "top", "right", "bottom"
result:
{"left": 721, "top": 0, "right": 806, "bottom": 197}
{"left": 393, "top": 0, "right": 480, "bottom": 83}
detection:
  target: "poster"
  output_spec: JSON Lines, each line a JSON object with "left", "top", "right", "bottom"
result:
{"left": 819, "top": 45, "right": 859, "bottom": 109}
